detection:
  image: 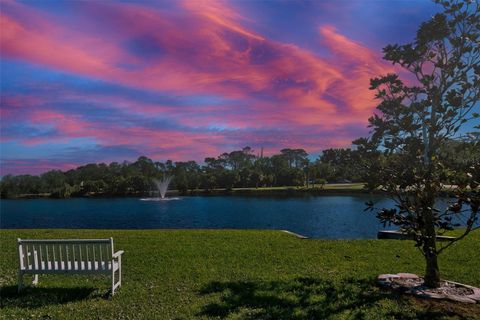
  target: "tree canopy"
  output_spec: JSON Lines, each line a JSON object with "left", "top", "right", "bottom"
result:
{"left": 362, "top": 0, "right": 479, "bottom": 287}
{"left": 0, "top": 147, "right": 329, "bottom": 198}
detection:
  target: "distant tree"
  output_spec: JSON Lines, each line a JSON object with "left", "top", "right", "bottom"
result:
{"left": 200, "top": 172, "right": 217, "bottom": 191}
{"left": 352, "top": 138, "right": 385, "bottom": 191}
{"left": 126, "top": 175, "right": 150, "bottom": 193}
{"left": 202, "top": 157, "right": 225, "bottom": 189}
{"left": 311, "top": 161, "right": 335, "bottom": 184}
{"left": 280, "top": 148, "right": 309, "bottom": 169}
{"left": 133, "top": 156, "right": 157, "bottom": 177}
{"left": 364, "top": 0, "right": 479, "bottom": 287}
{"left": 82, "top": 180, "right": 107, "bottom": 194}
{"left": 281, "top": 148, "right": 310, "bottom": 186}
{"left": 40, "top": 170, "right": 67, "bottom": 194}
{"left": 437, "top": 139, "right": 480, "bottom": 189}
{"left": 219, "top": 170, "right": 236, "bottom": 191}
{"left": 50, "top": 183, "right": 78, "bottom": 198}
{"left": 0, "top": 175, "right": 40, "bottom": 197}
{"left": 320, "top": 148, "right": 361, "bottom": 182}
{"left": 173, "top": 161, "right": 200, "bottom": 193}
{"left": 221, "top": 147, "right": 255, "bottom": 171}
{"left": 254, "top": 156, "right": 274, "bottom": 187}
{"left": 270, "top": 154, "right": 289, "bottom": 186}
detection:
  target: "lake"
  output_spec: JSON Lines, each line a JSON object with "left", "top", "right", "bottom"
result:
{"left": 0, "top": 195, "right": 397, "bottom": 239}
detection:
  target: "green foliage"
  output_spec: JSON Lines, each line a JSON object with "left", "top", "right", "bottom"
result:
{"left": 362, "top": 0, "right": 480, "bottom": 287}
{"left": 0, "top": 147, "right": 321, "bottom": 197}
{"left": 318, "top": 148, "right": 362, "bottom": 182}
{"left": 1, "top": 138, "right": 477, "bottom": 198}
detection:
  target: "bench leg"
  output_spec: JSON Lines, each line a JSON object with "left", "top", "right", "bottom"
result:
{"left": 32, "top": 274, "right": 38, "bottom": 286}
{"left": 111, "top": 268, "right": 115, "bottom": 295}
{"left": 18, "top": 271, "right": 24, "bottom": 293}
{"left": 111, "top": 259, "right": 122, "bottom": 296}
{"left": 118, "top": 260, "right": 122, "bottom": 287}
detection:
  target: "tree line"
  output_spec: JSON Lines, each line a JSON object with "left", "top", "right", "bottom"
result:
{"left": 1, "top": 141, "right": 477, "bottom": 198}
{"left": 0, "top": 147, "right": 359, "bottom": 198}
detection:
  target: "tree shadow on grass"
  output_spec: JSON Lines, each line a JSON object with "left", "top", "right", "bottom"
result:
{"left": 197, "top": 277, "right": 465, "bottom": 319}
{"left": 0, "top": 285, "right": 100, "bottom": 309}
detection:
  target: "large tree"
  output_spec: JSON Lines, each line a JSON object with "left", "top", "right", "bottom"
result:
{"left": 364, "top": 0, "right": 479, "bottom": 287}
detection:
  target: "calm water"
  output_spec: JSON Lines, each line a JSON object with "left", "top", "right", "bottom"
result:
{"left": 0, "top": 195, "right": 396, "bottom": 239}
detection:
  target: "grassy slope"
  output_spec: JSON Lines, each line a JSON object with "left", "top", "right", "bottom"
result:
{"left": 230, "top": 183, "right": 365, "bottom": 190}
{"left": 10, "top": 183, "right": 368, "bottom": 199}
{"left": 0, "top": 229, "right": 479, "bottom": 320}
{"left": 229, "top": 183, "right": 366, "bottom": 191}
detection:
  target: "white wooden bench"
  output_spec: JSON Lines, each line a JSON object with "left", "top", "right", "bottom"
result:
{"left": 17, "top": 238, "right": 124, "bottom": 295}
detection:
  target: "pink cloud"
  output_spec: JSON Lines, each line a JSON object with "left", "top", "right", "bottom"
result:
{"left": 0, "top": 14, "right": 118, "bottom": 79}
{"left": 0, "top": 0, "right": 401, "bottom": 174}
{"left": 0, "top": 159, "right": 78, "bottom": 176}
{"left": 319, "top": 25, "right": 396, "bottom": 115}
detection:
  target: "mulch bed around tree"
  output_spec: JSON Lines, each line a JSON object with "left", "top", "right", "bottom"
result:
{"left": 378, "top": 273, "right": 480, "bottom": 304}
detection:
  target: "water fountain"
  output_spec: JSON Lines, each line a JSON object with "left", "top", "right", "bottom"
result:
{"left": 140, "top": 175, "right": 179, "bottom": 201}
{"left": 153, "top": 175, "right": 173, "bottom": 199}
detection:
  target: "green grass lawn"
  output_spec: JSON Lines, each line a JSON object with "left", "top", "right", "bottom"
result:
{"left": 1, "top": 229, "right": 479, "bottom": 319}
{"left": 230, "top": 183, "right": 366, "bottom": 191}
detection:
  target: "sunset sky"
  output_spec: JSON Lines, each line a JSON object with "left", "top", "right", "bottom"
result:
{"left": 1, "top": 0, "right": 441, "bottom": 175}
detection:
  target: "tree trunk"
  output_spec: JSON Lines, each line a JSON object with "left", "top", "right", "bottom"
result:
{"left": 422, "top": 186, "right": 440, "bottom": 288}
{"left": 422, "top": 96, "right": 441, "bottom": 288}
{"left": 424, "top": 246, "right": 440, "bottom": 288}
{"left": 423, "top": 209, "right": 440, "bottom": 288}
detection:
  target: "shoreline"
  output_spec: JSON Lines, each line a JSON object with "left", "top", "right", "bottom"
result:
{"left": 4, "top": 183, "right": 469, "bottom": 200}
{"left": 2, "top": 184, "right": 386, "bottom": 199}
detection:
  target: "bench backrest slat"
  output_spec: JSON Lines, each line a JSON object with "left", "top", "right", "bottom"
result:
{"left": 19, "top": 239, "right": 111, "bottom": 244}
{"left": 18, "top": 238, "right": 113, "bottom": 272}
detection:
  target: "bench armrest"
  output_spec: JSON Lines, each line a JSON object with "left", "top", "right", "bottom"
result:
{"left": 113, "top": 250, "right": 124, "bottom": 258}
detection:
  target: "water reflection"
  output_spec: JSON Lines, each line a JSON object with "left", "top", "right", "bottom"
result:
{"left": 2, "top": 195, "right": 398, "bottom": 239}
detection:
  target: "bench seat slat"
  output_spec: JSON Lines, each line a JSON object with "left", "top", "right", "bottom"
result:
{"left": 20, "top": 257, "right": 119, "bottom": 271}
{"left": 25, "top": 261, "right": 118, "bottom": 272}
